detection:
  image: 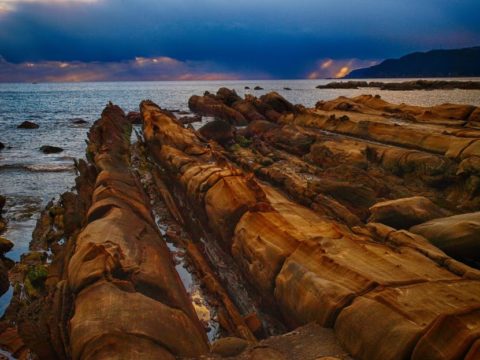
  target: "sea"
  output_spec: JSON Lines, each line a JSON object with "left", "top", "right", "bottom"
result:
{"left": 1, "top": 78, "right": 480, "bottom": 314}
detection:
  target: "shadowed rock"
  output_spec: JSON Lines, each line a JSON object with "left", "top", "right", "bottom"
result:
{"left": 17, "top": 121, "right": 39, "bottom": 129}
{"left": 142, "top": 97, "right": 480, "bottom": 360}
{"left": 410, "top": 212, "right": 480, "bottom": 261}
{"left": 368, "top": 196, "right": 451, "bottom": 229}
{"left": 40, "top": 145, "right": 63, "bottom": 154}
{"left": 199, "top": 119, "right": 235, "bottom": 145}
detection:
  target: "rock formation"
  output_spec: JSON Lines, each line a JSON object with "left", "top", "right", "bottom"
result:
{"left": 317, "top": 79, "right": 480, "bottom": 90}
{"left": 17, "top": 121, "right": 39, "bottom": 129}
{"left": 0, "top": 195, "right": 13, "bottom": 297}
{"left": 40, "top": 145, "right": 64, "bottom": 154}
{"left": 3, "top": 90, "right": 480, "bottom": 360}
{"left": 142, "top": 94, "right": 480, "bottom": 360}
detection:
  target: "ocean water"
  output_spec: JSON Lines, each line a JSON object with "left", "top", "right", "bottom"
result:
{"left": 1, "top": 78, "right": 480, "bottom": 313}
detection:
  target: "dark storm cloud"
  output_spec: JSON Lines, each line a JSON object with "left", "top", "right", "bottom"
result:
{"left": 0, "top": 0, "right": 479, "bottom": 80}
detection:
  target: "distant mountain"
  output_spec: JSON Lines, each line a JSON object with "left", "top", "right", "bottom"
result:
{"left": 345, "top": 46, "right": 480, "bottom": 78}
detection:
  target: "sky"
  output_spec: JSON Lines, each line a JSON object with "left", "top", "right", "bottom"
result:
{"left": 0, "top": 0, "right": 479, "bottom": 81}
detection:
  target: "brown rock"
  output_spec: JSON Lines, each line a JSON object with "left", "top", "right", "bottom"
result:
{"left": 210, "top": 337, "right": 250, "bottom": 357}
{"left": 368, "top": 196, "right": 451, "bottom": 229}
{"left": 0, "top": 237, "right": 13, "bottom": 253}
{"left": 126, "top": 111, "right": 142, "bottom": 124}
{"left": 410, "top": 212, "right": 480, "bottom": 261}
{"left": 199, "top": 119, "right": 235, "bottom": 145}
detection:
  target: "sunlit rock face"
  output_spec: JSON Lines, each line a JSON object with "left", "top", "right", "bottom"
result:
{"left": 6, "top": 90, "right": 480, "bottom": 360}
{"left": 142, "top": 91, "right": 480, "bottom": 360}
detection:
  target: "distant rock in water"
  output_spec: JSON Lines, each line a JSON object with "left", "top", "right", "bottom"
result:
{"left": 40, "top": 145, "right": 64, "bottom": 154}
{"left": 244, "top": 86, "right": 250, "bottom": 90}
{"left": 254, "top": 86, "right": 264, "bottom": 90}
{"left": 17, "top": 121, "right": 39, "bottom": 129}
{"left": 71, "top": 118, "right": 88, "bottom": 125}
{"left": 345, "top": 46, "right": 480, "bottom": 78}
{"left": 0, "top": 142, "right": 4, "bottom": 150}
{"left": 283, "top": 87, "right": 292, "bottom": 90}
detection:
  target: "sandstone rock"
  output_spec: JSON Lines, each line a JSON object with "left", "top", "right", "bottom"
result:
{"left": 17, "top": 121, "right": 39, "bottom": 129}
{"left": 126, "top": 111, "right": 142, "bottom": 124}
{"left": 410, "top": 212, "right": 480, "bottom": 261}
{"left": 178, "top": 114, "right": 202, "bottom": 124}
{"left": 245, "top": 120, "right": 279, "bottom": 137}
{"left": 40, "top": 145, "right": 63, "bottom": 154}
{"left": 0, "top": 237, "right": 13, "bottom": 253}
{"left": 143, "top": 97, "right": 480, "bottom": 360}
{"left": 210, "top": 337, "right": 249, "bottom": 357}
{"left": 368, "top": 196, "right": 451, "bottom": 229}
{"left": 189, "top": 94, "right": 247, "bottom": 126}
{"left": 216, "top": 87, "right": 242, "bottom": 106}
{"left": 199, "top": 119, "right": 235, "bottom": 145}
{"left": 16, "top": 103, "right": 209, "bottom": 359}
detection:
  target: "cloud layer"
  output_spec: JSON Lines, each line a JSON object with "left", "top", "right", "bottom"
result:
{"left": 0, "top": 55, "right": 260, "bottom": 82}
{"left": 0, "top": 0, "right": 479, "bottom": 80}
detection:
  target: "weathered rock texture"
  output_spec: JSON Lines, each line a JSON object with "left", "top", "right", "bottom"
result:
{"left": 6, "top": 104, "right": 209, "bottom": 359}
{"left": 0, "top": 195, "right": 13, "bottom": 297}
{"left": 5, "top": 91, "right": 480, "bottom": 360}
{"left": 143, "top": 95, "right": 480, "bottom": 360}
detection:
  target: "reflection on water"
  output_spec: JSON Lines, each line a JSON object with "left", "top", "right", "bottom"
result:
{"left": 1, "top": 78, "right": 480, "bottom": 317}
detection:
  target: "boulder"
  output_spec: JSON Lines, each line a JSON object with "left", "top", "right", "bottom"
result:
{"left": 126, "top": 111, "right": 142, "bottom": 124}
{"left": 40, "top": 145, "right": 64, "bottom": 154}
{"left": 0, "top": 237, "right": 13, "bottom": 254}
{"left": 199, "top": 119, "right": 235, "bottom": 145}
{"left": 368, "top": 196, "right": 451, "bottom": 229}
{"left": 17, "top": 121, "right": 39, "bottom": 129}
{"left": 245, "top": 120, "right": 279, "bottom": 137}
{"left": 410, "top": 212, "right": 480, "bottom": 261}
{"left": 188, "top": 95, "right": 248, "bottom": 126}
{"left": 178, "top": 115, "right": 202, "bottom": 125}
{"left": 210, "top": 337, "right": 249, "bottom": 357}
{"left": 216, "top": 87, "right": 241, "bottom": 106}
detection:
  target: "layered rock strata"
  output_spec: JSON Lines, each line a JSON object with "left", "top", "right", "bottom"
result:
{"left": 142, "top": 97, "right": 480, "bottom": 360}
{"left": 4, "top": 104, "right": 209, "bottom": 359}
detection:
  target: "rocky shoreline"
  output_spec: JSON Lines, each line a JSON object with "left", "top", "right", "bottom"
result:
{"left": 1, "top": 90, "right": 480, "bottom": 359}
{"left": 317, "top": 79, "right": 480, "bottom": 90}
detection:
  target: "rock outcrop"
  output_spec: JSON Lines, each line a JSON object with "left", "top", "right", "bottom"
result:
{"left": 0, "top": 195, "right": 13, "bottom": 297}
{"left": 368, "top": 196, "right": 451, "bottom": 229}
{"left": 40, "top": 145, "right": 64, "bottom": 154}
{"left": 17, "top": 121, "right": 39, "bottom": 129}
{"left": 6, "top": 104, "right": 209, "bottom": 359}
{"left": 5, "top": 90, "right": 480, "bottom": 360}
{"left": 410, "top": 212, "right": 480, "bottom": 262}
{"left": 317, "top": 80, "right": 480, "bottom": 90}
{"left": 143, "top": 96, "right": 480, "bottom": 360}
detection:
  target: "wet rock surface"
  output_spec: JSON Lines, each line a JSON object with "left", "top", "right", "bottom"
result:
{"left": 3, "top": 90, "right": 480, "bottom": 360}
{"left": 17, "top": 121, "right": 39, "bottom": 129}
{"left": 40, "top": 145, "right": 64, "bottom": 154}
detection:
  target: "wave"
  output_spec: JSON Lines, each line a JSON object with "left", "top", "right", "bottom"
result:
{"left": 0, "top": 163, "right": 75, "bottom": 173}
